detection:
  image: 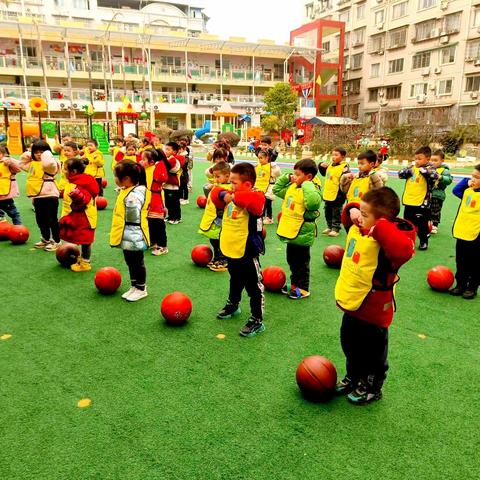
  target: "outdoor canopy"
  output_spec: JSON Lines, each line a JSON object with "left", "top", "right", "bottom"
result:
{"left": 306, "top": 116, "right": 361, "bottom": 125}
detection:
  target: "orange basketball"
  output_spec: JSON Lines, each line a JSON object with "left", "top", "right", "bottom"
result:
{"left": 296, "top": 355, "right": 337, "bottom": 402}
{"left": 8, "top": 225, "right": 30, "bottom": 244}
{"left": 427, "top": 265, "right": 454, "bottom": 291}
{"left": 323, "top": 245, "right": 345, "bottom": 268}
{"left": 0, "top": 222, "right": 12, "bottom": 240}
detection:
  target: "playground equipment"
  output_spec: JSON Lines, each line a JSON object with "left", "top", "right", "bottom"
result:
{"left": 7, "top": 122, "right": 40, "bottom": 154}
{"left": 194, "top": 120, "right": 211, "bottom": 139}
{"left": 116, "top": 97, "right": 139, "bottom": 137}
{"left": 92, "top": 124, "right": 110, "bottom": 154}
{"left": 221, "top": 122, "right": 242, "bottom": 137}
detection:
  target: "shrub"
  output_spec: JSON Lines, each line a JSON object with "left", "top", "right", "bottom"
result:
{"left": 170, "top": 129, "right": 194, "bottom": 142}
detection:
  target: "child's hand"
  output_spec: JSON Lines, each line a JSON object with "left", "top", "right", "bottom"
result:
{"left": 468, "top": 179, "right": 474, "bottom": 188}
{"left": 346, "top": 172, "right": 354, "bottom": 181}
{"left": 288, "top": 174, "right": 295, "bottom": 183}
{"left": 320, "top": 162, "right": 329, "bottom": 169}
{"left": 223, "top": 193, "right": 233, "bottom": 204}
{"left": 349, "top": 208, "right": 361, "bottom": 226}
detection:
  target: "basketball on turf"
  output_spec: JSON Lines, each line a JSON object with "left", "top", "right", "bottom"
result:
{"left": 427, "top": 265, "right": 454, "bottom": 291}
{"left": 56, "top": 243, "right": 80, "bottom": 267}
{"left": 323, "top": 244, "right": 345, "bottom": 268}
{"left": 296, "top": 355, "right": 337, "bottom": 402}
{"left": 191, "top": 244, "right": 213, "bottom": 266}
{"left": 262, "top": 227, "right": 267, "bottom": 239}
{"left": 8, "top": 225, "right": 30, "bottom": 244}
{"left": 94, "top": 267, "right": 122, "bottom": 294}
{"left": 96, "top": 196, "right": 108, "bottom": 210}
{"left": 262, "top": 266, "right": 286, "bottom": 291}
{"left": 0, "top": 222, "right": 12, "bottom": 240}
{"left": 101, "top": 178, "right": 108, "bottom": 188}
{"left": 197, "top": 195, "right": 207, "bottom": 208}
{"left": 277, "top": 211, "right": 282, "bottom": 223}
{"left": 161, "top": 292, "right": 192, "bottom": 325}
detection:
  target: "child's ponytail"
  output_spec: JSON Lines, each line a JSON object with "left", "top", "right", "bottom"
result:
{"left": 115, "top": 160, "right": 147, "bottom": 186}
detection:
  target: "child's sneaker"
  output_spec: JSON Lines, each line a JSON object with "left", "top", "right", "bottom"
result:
{"left": 322, "top": 228, "right": 331, "bottom": 235}
{"left": 152, "top": 247, "right": 169, "bottom": 256}
{"left": 239, "top": 317, "right": 265, "bottom": 337}
{"left": 44, "top": 241, "right": 61, "bottom": 252}
{"left": 347, "top": 380, "right": 382, "bottom": 405}
{"left": 288, "top": 287, "right": 310, "bottom": 299}
{"left": 71, "top": 259, "right": 92, "bottom": 272}
{"left": 431, "top": 225, "right": 438, "bottom": 234}
{"left": 449, "top": 284, "right": 465, "bottom": 296}
{"left": 121, "top": 287, "right": 135, "bottom": 299}
{"left": 334, "top": 376, "right": 355, "bottom": 395}
{"left": 462, "top": 288, "right": 477, "bottom": 300}
{"left": 126, "top": 287, "right": 148, "bottom": 302}
{"left": 263, "top": 217, "right": 273, "bottom": 225}
{"left": 180, "top": 199, "right": 189, "bottom": 205}
{"left": 328, "top": 230, "right": 340, "bottom": 237}
{"left": 217, "top": 303, "right": 241, "bottom": 319}
{"left": 34, "top": 238, "right": 50, "bottom": 249}
{"left": 209, "top": 260, "right": 228, "bottom": 272}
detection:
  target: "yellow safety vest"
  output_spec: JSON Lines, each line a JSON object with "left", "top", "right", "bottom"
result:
{"left": 84, "top": 150, "right": 105, "bottom": 178}
{"left": 335, "top": 225, "right": 382, "bottom": 311}
{"left": 26, "top": 161, "right": 57, "bottom": 197}
{"left": 123, "top": 155, "right": 137, "bottom": 162}
{"left": 403, "top": 166, "right": 427, "bottom": 206}
{"left": 323, "top": 162, "right": 346, "bottom": 201}
{"left": 61, "top": 180, "right": 97, "bottom": 229}
{"left": 433, "top": 167, "right": 445, "bottom": 189}
{"left": 0, "top": 161, "right": 14, "bottom": 196}
{"left": 277, "top": 183, "right": 306, "bottom": 240}
{"left": 255, "top": 163, "right": 271, "bottom": 193}
{"left": 109, "top": 186, "right": 150, "bottom": 247}
{"left": 220, "top": 201, "right": 250, "bottom": 259}
{"left": 347, "top": 175, "right": 370, "bottom": 203}
{"left": 199, "top": 184, "right": 231, "bottom": 232}
{"left": 145, "top": 164, "right": 155, "bottom": 190}
{"left": 453, "top": 188, "right": 480, "bottom": 241}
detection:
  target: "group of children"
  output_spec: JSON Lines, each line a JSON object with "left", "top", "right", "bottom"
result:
{"left": 1, "top": 132, "right": 479, "bottom": 405}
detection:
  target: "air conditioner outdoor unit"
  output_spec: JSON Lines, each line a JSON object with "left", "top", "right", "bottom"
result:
{"left": 153, "top": 105, "right": 159, "bottom": 110}
{"left": 416, "top": 94, "right": 426, "bottom": 103}
{"left": 422, "top": 67, "right": 430, "bottom": 76}
{"left": 376, "top": 0, "right": 383, "bottom": 3}
{"left": 377, "top": 50, "right": 384, "bottom": 55}
{"left": 377, "top": 23, "right": 384, "bottom": 30}
{"left": 72, "top": 103, "right": 78, "bottom": 109}
{"left": 379, "top": 100, "right": 388, "bottom": 107}
{"left": 475, "top": 60, "right": 480, "bottom": 66}
{"left": 378, "top": 90, "right": 385, "bottom": 97}
{"left": 411, "top": 37, "right": 417, "bottom": 43}
{"left": 471, "top": 92, "right": 479, "bottom": 99}
{"left": 466, "top": 57, "right": 474, "bottom": 62}
{"left": 430, "top": 29, "right": 440, "bottom": 38}
{"left": 440, "top": 36, "right": 449, "bottom": 44}
{"left": 429, "top": 83, "right": 436, "bottom": 90}
{"left": 434, "top": 67, "right": 442, "bottom": 74}
{"left": 440, "top": 0, "right": 448, "bottom": 10}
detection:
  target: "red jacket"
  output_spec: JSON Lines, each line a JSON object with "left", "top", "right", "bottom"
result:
{"left": 165, "top": 154, "right": 184, "bottom": 187}
{"left": 149, "top": 161, "right": 168, "bottom": 217}
{"left": 59, "top": 173, "right": 99, "bottom": 245}
{"left": 338, "top": 202, "right": 416, "bottom": 327}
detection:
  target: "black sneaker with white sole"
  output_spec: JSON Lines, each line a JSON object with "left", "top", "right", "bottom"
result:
{"left": 217, "top": 303, "right": 241, "bottom": 319}
{"left": 334, "top": 376, "right": 355, "bottom": 395}
{"left": 347, "top": 380, "right": 382, "bottom": 405}
{"left": 239, "top": 317, "right": 265, "bottom": 337}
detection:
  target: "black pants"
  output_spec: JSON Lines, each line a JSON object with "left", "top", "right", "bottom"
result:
{"left": 33, "top": 197, "right": 60, "bottom": 242}
{"left": 164, "top": 189, "right": 181, "bottom": 221}
{"left": 286, "top": 243, "right": 311, "bottom": 291}
{"left": 227, "top": 256, "right": 264, "bottom": 320}
{"left": 455, "top": 237, "right": 480, "bottom": 291}
{"left": 404, "top": 205, "right": 430, "bottom": 244}
{"left": 430, "top": 197, "right": 444, "bottom": 226}
{"left": 0, "top": 199, "right": 22, "bottom": 224}
{"left": 148, "top": 218, "right": 167, "bottom": 247}
{"left": 81, "top": 244, "right": 92, "bottom": 260}
{"left": 340, "top": 313, "right": 389, "bottom": 391}
{"left": 179, "top": 178, "right": 189, "bottom": 201}
{"left": 263, "top": 199, "right": 273, "bottom": 219}
{"left": 123, "top": 250, "right": 146, "bottom": 289}
{"left": 324, "top": 198, "right": 343, "bottom": 232}
{"left": 210, "top": 238, "right": 226, "bottom": 262}
{"left": 96, "top": 177, "right": 103, "bottom": 197}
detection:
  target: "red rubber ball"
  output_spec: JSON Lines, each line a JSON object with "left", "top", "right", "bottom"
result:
{"left": 161, "top": 291, "right": 192, "bottom": 325}
{"left": 94, "top": 267, "right": 122, "bottom": 294}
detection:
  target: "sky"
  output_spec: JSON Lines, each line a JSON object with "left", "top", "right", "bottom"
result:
{"left": 200, "top": 0, "right": 304, "bottom": 44}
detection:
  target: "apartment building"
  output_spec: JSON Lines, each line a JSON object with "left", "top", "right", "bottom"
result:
{"left": 0, "top": 0, "right": 311, "bottom": 130}
{"left": 304, "top": 0, "right": 480, "bottom": 129}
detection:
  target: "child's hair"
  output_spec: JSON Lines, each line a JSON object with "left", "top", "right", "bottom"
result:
{"left": 357, "top": 150, "right": 377, "bottom": 163}
{"left": 260, "top": 135, "right": 272, "bottom": 145}
{"left": 166, "top": 141, "right": 179, "bottom": 153}
{"left": 114, "top": 160, "right": 146, "bottom": 186}
{"left": 214, "top": 139, "right": 230, "bottom": 150}
{"left": 376, "top": 153, "right": 384, "bottom": 165}
{"left": 294, "top": 158, "right": 318, "bottom": 177}
{"left": 125, "top": 141, "right": 137, "bottom": 150}
{"left": 231, "top": 162, "right": 256, "bottom": 184}
{"left": 362, "top": 187, "right": 400, "bottom": 221}
{"left": 474, "top": 163, "right": 480, "bottom": 173}
{"left": 31, "top": 140, "right": 52, "bottom": 156}
{"left": 212, "top": 161, "right": 231, "bottom": 175}
{"left": 86, "top": 138, "right": 98, "bottom": 147}
{"left": 432, "top": 149, "right": 445, "bottom": 159}
{"left": 64, "top": 141, "right": 78, "bottom": 151}
{"left": 333, "top": 147, "right": 347, "bottom": 157}
{"left": 258, "top": 150, "right": 270, "bottom": 160}
{"left": 142, "top": 149, "right": 157, "bottom": 164}
{"left": 114, "top": 136, "right": 125, "bottom": 144}
{"left": 415, "top": 146, "right": 431, "bottom": 157}
{"left": 212, "top": 148, "right": 229, "bottom": 161}
{"left": 178, "top": 139, "right": 188, "bottom": 150}
{"left": 0, "top": 144, "right": 10, "bottom": 156}
{"left": 141, "top": 137, "right": 150, "bottom": 146}
{"left": 65, "top": 157, "right": 86, "bottom": 174}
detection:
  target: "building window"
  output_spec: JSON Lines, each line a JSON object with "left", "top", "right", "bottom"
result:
{"left": 356, "top": 3, "right": 366, "bottom": 19}
{"left": 388, "top": 27, "right": 407, "bottom": 48}
{"left": 444, "top": 12, "right": 461, "bottom": 33}
{"left": 371, "top": 63, "right": 380, "bottom": 77}
{"left": 369, "top": 88, "right": 379, "bottom": 102}
{"left": 392, "top": 1, "right": 409, "bottom": 20}
{"left": 305, "top": 2, "right": 314, "bottom": 19}
{"left": 459, "top": 106, "right": 478, "bottom": 123}
{"left": 418, "top": 0, "right": 437, "bottom": 10}
{"left": 339, "top": 9, "right": 350, "bottom": 23}
{"left": 386, "top": 85, "right": 402, "bottom": 99}
{"left": 72, "top": 0, "right": 88, "bottom": 8}
{"left": 438, "top": 79, "right": 453, "bottom": 95}
{"left": 54, "top": 0, "right": 65, "bottom": 6}
{"left": 441, "top": 45, "right": 456, "bottom": 64}
{"left": 467, "top": 41, "right": 480, "bottom": 60}
{"left": 388, "top": 58, "right": 404, "bottom": 73}
{"left": 415, "top": 20, "right": 436, "bottom": 41}
{"left": 474, "top": 8, "right": 480, "bottom": 28}
{"left": 465, "top": 75, "right": 480, "bottom": 92}
{"left": 410, "top": 83, "right": 428, "bottom": 97}
{"left": 353, "top": 28, "right": 365, "bottom": 45}
{"left": 351, "top": 53, "right": 363, "bottom": 69}
{"left": 322, "top": 41, "right": 331, "bottom": 53}
{"left": 412, "top": 51, "right": 431, "bottom": 69}
{"left": 161, "top": 56, "right": 182, "bottom": 68}
{"left": 368, "top": 33, "right": 386, "bottom": 53}
{"left": 375, "top": 10, "right": 385, "bottom": 25}
{"left": 346, "top": 78, "right": 361, "bottom": 94}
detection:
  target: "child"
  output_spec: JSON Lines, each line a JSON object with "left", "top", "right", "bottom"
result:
{"left": 115, "top": 142, "right": 138, "bottom": 164}
{"left": 110, "top": 160, "right": 150, "bottom": 302}
{"left": 138, "top": 137, "right": 153, "bottom": 154}
{"left": 83, "top": 138, "right": 105, "bottom": 196}
{"left": 430, "top": 149, "right": 453, "bottom": 234}
{"left": 140, "top": 149, "right": 169, "bottom": 256}
{"left": 59, "top": 157, "right": 99, "bottom": 271}
{"left": 254, "top": 150, "right": 281, "bottom": 224}
{"left": 319, "top": 147, "right": 350, "bottom": 237}
{"left": 53, "top": 134, "right": 73, "bottom": 164}
{"left": 207, "top": 139, "right": 234, "bottom": 165}
{"left": 163, "top": 141, "right": 184, "bottom": 224}
{"left": 204, "top": 148, "right": 229, "bottom": 196}
{"left": 178, "top": 140, "right": 190, "bottom": 205}
{"left": 198, "top": 161, "right": 231, "bottom": 272}
{"left": 273, "top": 159, "right": 322, "bottom": 299}
{"left": 58, "top": 141, "right": 80, "bottom": 195}
{"left": 398, "top": 146, "right": 438, "bottom": 250}
{"left": 210, "top": 163, "right": 266, "bottom": 336}
{"left": 110, "top": 136, "right": 125, "bottom": 172}
{"left": 335, "top": 187, "right": 416, "bottom": 404}
{"left": 255, "top": 135, "right": 279, "bottom": 163}
{"left": 340, "top": 150, "right": 383, "bottom": 203}
{"left": 0, "top": 145, "right": 23, "bottom": 225}
{"left": 449, "top": 164, "right": 480, "bottom": 300}
{"left": 374, "top": 154, "right": 389, "bottom": 185}
{"left": 20, "top": 140, "right": 62, "bottom": 251}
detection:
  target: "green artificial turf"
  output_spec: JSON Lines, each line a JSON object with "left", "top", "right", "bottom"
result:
{"left": 1, "top": 157, "right": 479, "bottom": 480}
